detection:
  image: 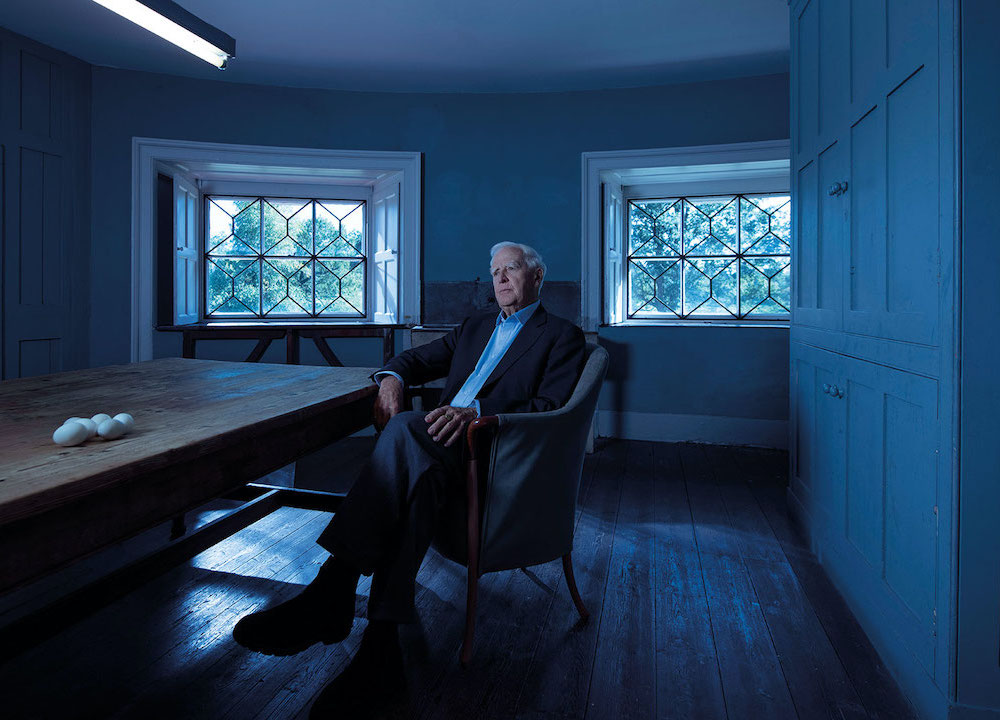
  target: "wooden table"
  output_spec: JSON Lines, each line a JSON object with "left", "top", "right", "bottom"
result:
{"left": 0, "top": 358, "right": 377, "bottom": 595}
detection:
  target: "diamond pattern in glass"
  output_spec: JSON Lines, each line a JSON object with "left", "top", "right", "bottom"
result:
{"left": 205, "top": 195, "right": 366, "bottom": 318}
{"left": 625, "top": 192, "right": 790, "bottom": 320}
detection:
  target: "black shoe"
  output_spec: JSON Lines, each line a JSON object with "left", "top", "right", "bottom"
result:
{"left": 309, "top": 621, "right": 407, "bottom": 719}
{"left": 233, "top": 557, "right": 360, "bottom": 656}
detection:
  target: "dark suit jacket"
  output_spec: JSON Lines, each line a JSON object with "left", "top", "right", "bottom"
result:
{"left": 381, "top": 304, "right": 585, "bottom": 417}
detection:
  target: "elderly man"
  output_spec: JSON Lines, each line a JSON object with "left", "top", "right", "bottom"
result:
{"left": 234, "top": 241, "right": 585, "bottom": 715}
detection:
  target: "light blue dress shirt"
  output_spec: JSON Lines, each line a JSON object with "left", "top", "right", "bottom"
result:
{"left": 376, "top": 300, "right": 540, "bottom": 417}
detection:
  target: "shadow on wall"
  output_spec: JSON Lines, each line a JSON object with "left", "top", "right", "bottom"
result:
{"left": 597, "top": 337, "right": 629, "bottom": 438}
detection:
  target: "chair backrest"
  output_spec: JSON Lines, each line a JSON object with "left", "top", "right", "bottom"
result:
{"left": 477, "top": 342, "right": 609, "bottom": 573}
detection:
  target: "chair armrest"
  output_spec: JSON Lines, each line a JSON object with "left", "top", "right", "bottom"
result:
{"left": 466, "top": 415, "right": 500, "bottom": 460}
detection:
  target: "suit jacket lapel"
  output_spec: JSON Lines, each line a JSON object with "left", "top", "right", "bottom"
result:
{"left": 483, "top": 305, "right": 549, "bottom": 387}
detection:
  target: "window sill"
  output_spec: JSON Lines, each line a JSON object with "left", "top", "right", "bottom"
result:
{"left": 157, "top": 320, "right": 407, "bottom": 332}
{"left": 600, "top": 319, "right": 790, "bottom": 329}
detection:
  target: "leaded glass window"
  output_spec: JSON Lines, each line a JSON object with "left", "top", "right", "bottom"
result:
{"left": 205, "top": 196, "right": 366, "bottom": 318}
{"left": 627, "top": 194, "right": 790, "bottom": 320}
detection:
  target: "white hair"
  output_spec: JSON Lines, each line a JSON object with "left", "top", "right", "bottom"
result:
{"left": 489, "top": 242, "right": 547, "bottom": 289}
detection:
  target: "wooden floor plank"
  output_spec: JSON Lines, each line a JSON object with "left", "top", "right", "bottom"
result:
{"left": 704, "top": 446, "right": 787, "bottom": 565}
{"left": 741, "top": 451, "right": 918, "bottom": 720}
{"left": 745, "top": 557, "right": 868, "bottom": 720}
{"left": 679, "top": 444, "right": 741, "bottom": 559}
{"left": 651, "top": 443, "right": 726, "bottom": 720}
{"left": 513, "top": 442, "right": 621, "bottom": 720}
{"left": 696, "top": 550, "right": 797, "bottom": 720}
{"left": 586, "top": 440, "right": 655, "bottom": 720}
{"left": 683, "top": 444, "right": 797, "bottom": 720}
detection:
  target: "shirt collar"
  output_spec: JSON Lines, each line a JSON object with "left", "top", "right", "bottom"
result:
{"left": 496, "top": 299, "right": 540, "bottom": 327}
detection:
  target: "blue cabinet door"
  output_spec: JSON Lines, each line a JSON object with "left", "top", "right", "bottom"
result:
{"left": 790, "top": 343, "right": 846, "bottom": 540}
{"left": 793, "top": 341, "right": 943, "bottom": 681}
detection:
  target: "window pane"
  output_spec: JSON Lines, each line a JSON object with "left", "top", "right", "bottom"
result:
{"left": 624, "top": 192, "right": 790, "bottom": 321}
{"left": 316, "top": 259, "right": 365, "bottom": 315}
{"left": 262, "top": 258, "right": 313, "bottom": 314}
{"left": 629, "top": 200, "right": 681, "bottom": 256}
{"left": 629, "top": 258, "right": 681, "bottom": 316}
{"left": 685, "top": 258, "right": 738, "bottom": 316}
{"left": 740, "top": 195, "right": 791, "bottom": 254}
{"left": 207, "top": 257, "right": 259, "bottom": 315}
{"left": 205, "top": 195, "right": 366, "bottom": 319}
{"left": 741, "top": 257, "right": 791, "bottom": 315}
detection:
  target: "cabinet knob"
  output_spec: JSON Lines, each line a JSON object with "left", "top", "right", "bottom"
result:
{"left": 826, "top": 181, "right": 849, "bottom": 197}
{"left": 822, "top": 383, "right": 831, "bottom": 394}
{"left": 837, "top": 386, "right": 846, "bottom": 399}
{"left": 829, "top": 384, "right": 839, "bottom": 397}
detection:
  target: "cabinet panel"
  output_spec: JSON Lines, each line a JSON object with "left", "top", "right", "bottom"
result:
{"left": 884, "top": 67, "right": 938, "bottom": 341}
{"left": 887, "top": 0, "right": 938, "bottom": 84}
{"left": 849, "top": 0, "right": 885, "bottom": 114}
{"left": 844, "top": 378, "right": 883, "bottom": 567}
{"left": 848, "top": 105, "right": 885, "bottom": 316}
{"left": 845, "top": 66, "right": 939, "bottom": 346}
{"left": 813, "top": 363, "right": 846, "bottom": 537}
{"left": 842, "top": 357, "right": 940, "bottom": 672}
{"left": 818, "top": 0, "right": 850, "bottom": 138}
{"left": 790, "top": 345, "right": 846, "bottom": 531}
{"left": 793, "top": 159, "right": 818, "bottom": 315}
{"left": 795, "top": 0, "right": 819, "bottom": 157}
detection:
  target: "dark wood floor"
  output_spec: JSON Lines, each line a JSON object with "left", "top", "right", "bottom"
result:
{"left": 0, "top": 440, "right": 917, "bottom": 720}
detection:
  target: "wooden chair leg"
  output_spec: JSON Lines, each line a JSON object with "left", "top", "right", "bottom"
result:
{"left": 562, "top": 552, "right": 589, "bottom": 620}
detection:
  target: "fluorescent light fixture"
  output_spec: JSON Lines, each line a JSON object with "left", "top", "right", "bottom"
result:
{"left": 92, "top": 0, "right": 235, "bottom": 69}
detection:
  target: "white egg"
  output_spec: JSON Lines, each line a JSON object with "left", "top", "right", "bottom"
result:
{"left": 65, "top": 416, "right": 85, "bottom": 423}
{"left": 53, "top": 421, "right": 89, "bottom": 447}
{"left": 76, "top": 418, "right": 98, "bottom": 438}
{"left": 91, "top": 413, "right": 112, "bottom": 426}
{"left": 97, "top": 418, "right": 126, "bottom": 440}
{"left": 112, "top": 413, "right": 135, "bottom": 433}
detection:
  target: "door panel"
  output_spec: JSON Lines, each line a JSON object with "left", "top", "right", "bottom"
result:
{"left": 887, "top": 0, "right": 938, "bottom": 82}
{"left": 844, "top": 378, "right": 883, "bottom": 568}
{"left": 1, "top": 36, "right": 88, "bottom": 379}
{"left": 849, "top": 0, "right": 886, "bottom": 118}
{"left": 795, "top": 0, "right": 819, "bottom": 157}
{"left": 845, "top": 66, "right": 939, "bottom": 346}
{"left": 842, "top": 356, "right": 940, "bottom": 672}
{"left": 848, "top": 105, "right": 886, "bottom": 319}
{"left": 818, "top": 0, "right": 850, "bottom": 138}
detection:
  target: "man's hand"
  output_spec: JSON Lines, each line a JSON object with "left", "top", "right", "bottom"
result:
{"left": 425, "top": 406, "right": 478, "bottom": 447}
{"left": 374, "top": 375, "right": 404, "bottom": 431}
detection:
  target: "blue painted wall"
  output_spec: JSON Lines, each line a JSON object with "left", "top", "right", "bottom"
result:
{"left": 89, "top": 67, "right": 789, "bottom": 438}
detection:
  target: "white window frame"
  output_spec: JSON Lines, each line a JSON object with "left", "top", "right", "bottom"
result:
{"left": 131, "top": 138, "right": 421, "bottom": 362}
{"left": 581, "top": 140, "right": 790, "bottom": 332}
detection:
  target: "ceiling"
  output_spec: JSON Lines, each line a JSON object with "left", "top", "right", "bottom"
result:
{"left": 0, "top": 0, "right": 790, "bottom": 93}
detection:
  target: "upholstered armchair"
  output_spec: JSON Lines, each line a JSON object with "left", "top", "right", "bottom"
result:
{"left": 433, "top": 343, "right": 609, "bottom": 665}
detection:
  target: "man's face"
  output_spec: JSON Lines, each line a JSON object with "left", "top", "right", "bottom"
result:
{"left": 490, "top": 246, "right": 542, "bottom": 316}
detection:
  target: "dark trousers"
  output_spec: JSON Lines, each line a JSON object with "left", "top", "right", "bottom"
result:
{"left": 316, "top": 410, "right": 465, "bottom": 623}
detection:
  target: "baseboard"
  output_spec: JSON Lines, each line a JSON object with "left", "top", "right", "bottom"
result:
{"left": 597, "top": 410, "right": 788, "bottom": 449}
